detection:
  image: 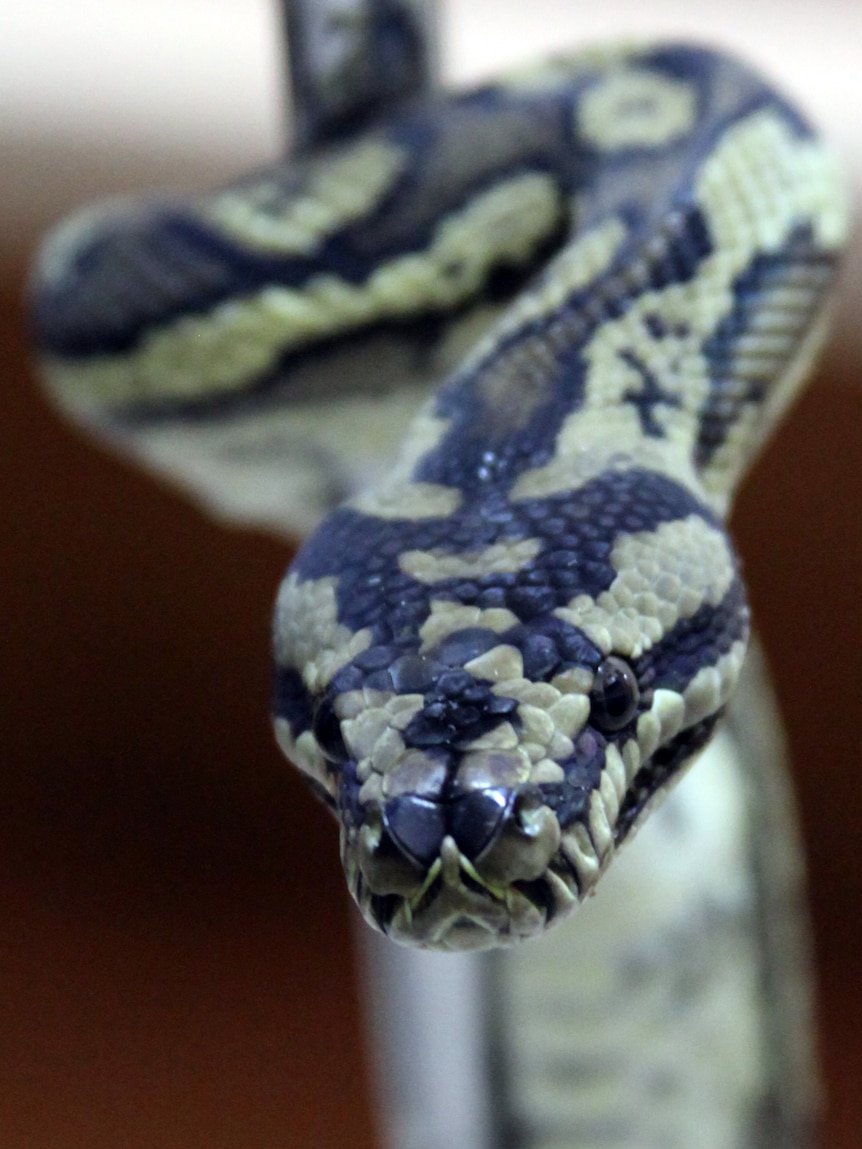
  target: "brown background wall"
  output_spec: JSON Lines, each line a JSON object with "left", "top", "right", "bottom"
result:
{"left": 1, "top": 246, "right": 860, "bottom": 1146}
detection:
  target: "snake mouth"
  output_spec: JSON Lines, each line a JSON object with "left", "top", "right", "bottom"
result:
{"left": 351, "top": 826, "right": 578, "bottom": 951}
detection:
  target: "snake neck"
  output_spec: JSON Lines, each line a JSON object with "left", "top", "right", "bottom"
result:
{"left": 358, "top": 48, "right": 846, "bottom": 522}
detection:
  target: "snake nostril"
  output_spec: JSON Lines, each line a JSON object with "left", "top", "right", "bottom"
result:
{"left": 448, "top": 788, "right": 511, "bottom": 860}
{"left": 472, "top": 784, "right": 561, "bottom": 885}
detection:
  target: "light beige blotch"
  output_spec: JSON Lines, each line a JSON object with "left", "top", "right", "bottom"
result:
{"left": 400, "top": 538, "right": 542, "bottom": 583}
{"left": 204, "top": 138, "right": 408, "bottom": 255}
{"left": 466, "top": 722, "right": 520, "bottom": 752}
{"left": 556, "top": 515, "right": 735, "bottom": 658}
{"left": 463, "top": 645, "right": 525, "bottom": 684}
{"left": 579, "top": 69, "right": 696, "bottom": 150}
{"left": 547, "top": 694, "right": 591, "bottom": 740}
{"left": 560, "top": 822, "right": 600, "bottom": 894}
{"left": 274, "top": 573, "right": 372, "bottom": 691}
{"left": 419, "top": 604, "right": 520, "bottom": 651}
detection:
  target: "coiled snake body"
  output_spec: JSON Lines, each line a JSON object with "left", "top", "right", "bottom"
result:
{"left": 33, "top": 44, "right": 846, "bottom": 957}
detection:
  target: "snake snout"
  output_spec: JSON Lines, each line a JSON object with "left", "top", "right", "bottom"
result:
{"left": 383, "top": 787, "right": 511, "bottom": 867}
{"left": 357, "top": 779, "right": 561, "bottom": 898}
{"left": 353, "top": 776, "right": 569, "bottom": 949}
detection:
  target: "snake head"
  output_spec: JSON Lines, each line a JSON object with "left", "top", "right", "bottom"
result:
{"left": 273, "top": 494, "right": 750, "bottom": 952}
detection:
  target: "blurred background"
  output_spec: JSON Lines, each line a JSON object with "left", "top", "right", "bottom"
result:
{"left": 1, "top": 2, "right": 859, "bottom": 1146}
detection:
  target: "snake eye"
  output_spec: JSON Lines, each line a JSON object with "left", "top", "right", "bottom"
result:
{"left": 590, "top": 656, "right": 639, "bottom": 732}
{"left": 312, "top": 697, "right": 349, "bottom": 763}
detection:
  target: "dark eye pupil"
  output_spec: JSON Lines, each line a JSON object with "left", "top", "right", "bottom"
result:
{"left": 312, "top": 698, "right": 348, "bottom": 763}
{"left": 590, "top": 657, "right": 639, "bottom": 732}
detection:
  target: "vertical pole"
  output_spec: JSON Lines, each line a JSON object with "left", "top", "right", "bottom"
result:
{"left": 359, "top": 930, "right": 496, "bottom": 1149}
{"left": 278, "top": 0, "right": 439, "bottom": 149}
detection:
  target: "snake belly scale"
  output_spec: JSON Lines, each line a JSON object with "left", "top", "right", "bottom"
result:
{"left": 32, "top": 44, "right": 847, "bottom": 951}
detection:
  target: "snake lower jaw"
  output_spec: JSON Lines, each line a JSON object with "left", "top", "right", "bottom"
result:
{"left": 346, "top": 806, "right": 583, "bottom": 950}
{"left": 384, "top": 881, "right": 558, "bottom": 952}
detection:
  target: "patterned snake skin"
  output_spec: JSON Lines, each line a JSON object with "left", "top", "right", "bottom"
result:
{"left": 32, "top": 44, "right": 847, "bottom": 954}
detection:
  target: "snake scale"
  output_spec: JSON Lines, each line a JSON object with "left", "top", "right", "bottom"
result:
{"left": 32, "top": 41, "right": 846, "bottom": 964}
